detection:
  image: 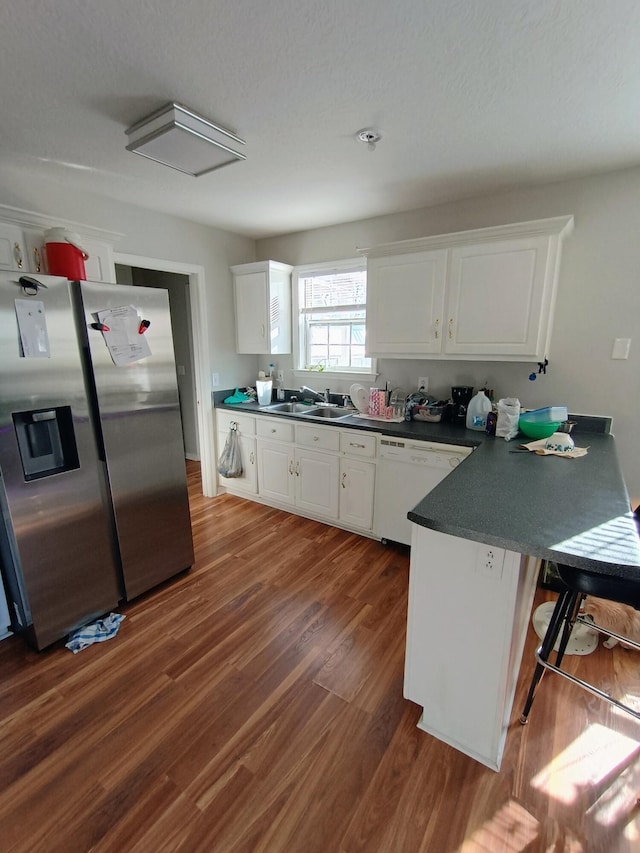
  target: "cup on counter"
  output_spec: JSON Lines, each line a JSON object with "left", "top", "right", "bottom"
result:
{"left": 369, "top": 388, "right": 386, "bottom": 416}
{"left": 256, "top": 379, "right": 273, "bottom": 406}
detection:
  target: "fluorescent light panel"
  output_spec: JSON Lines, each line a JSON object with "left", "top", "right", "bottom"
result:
{"left": 125, "top": 102, "right": 246, "bottom": 177}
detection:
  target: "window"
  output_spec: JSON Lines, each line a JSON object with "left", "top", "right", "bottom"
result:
{"left": 293, "top": 259, "right": 374, "bottom": 375}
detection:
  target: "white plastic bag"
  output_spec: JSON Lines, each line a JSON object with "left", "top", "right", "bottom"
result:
{"left": 217, "top": 424, "right": 243, "bottom": 477}
{"left": 496, "top": 398, "right": 521, "bottom": 441}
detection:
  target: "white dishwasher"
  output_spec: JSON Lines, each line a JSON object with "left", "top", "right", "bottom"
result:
{"left": 374, "top": 436, "right": 473, "bottom": 546}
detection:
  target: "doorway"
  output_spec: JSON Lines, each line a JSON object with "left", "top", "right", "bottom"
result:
{"left": 113, "top": 253, "right": 216, "bottom": 497}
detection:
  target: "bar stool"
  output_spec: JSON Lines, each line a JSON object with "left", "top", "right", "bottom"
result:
{"left": 520, "top": 561, "right": 640, "bottom": 725}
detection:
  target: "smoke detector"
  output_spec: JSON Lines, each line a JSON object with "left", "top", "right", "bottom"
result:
{"left": 356, "top": 128, "right": 381, "bottom": 152}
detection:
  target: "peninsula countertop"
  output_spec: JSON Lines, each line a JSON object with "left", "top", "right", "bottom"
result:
{"left": 215, "top": 400, "right": 640, "bottom": 577}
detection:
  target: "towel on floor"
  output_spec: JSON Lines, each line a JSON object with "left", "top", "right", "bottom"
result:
{"left": 65, "top": 612, "right": 126, "bottom": 654}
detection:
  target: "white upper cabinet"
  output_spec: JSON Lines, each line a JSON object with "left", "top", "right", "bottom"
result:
{"left": 231, "top": 260, "right": 293, "bottom": 354}
{"left": 364, "top": 216, "right": 573, "bottom": 361}
{"left": 22, "top": 228, "right": 47, "bottom": 275}
{"left": 0, "top": 222, "right": 29, "bottom": 272}
{"left": 0, "top": 207, "right": 120, "bottom": 282}
{"left": 367, "top": 250, "right": 447, "bottom": 355}
{"left": 82, "top": 237, "right": 116, "bottom": 283}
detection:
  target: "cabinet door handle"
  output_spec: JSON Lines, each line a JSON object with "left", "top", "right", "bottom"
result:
{"left": 288, "top": 460, "right": 294, "bottom": 475}
{"left": 33, "top": 247, "right": 42, "bottom": 272}
{"left": 448, "top": 318, "right": 454, "bottom": 339}
{"left": 434, "top": 318, "right": 439, "bottom": 339}
{"left": 261, "top": 323, "right": 265, "bottom": 338}
{"left": 14, "top": 242, "right": 24, "bottom": 270}
{"left": 313, "top": 435, "right": 319, "bottom": 442}
{"left": 249, "top": 451, "right": 254, "bottom": 464}
{"left": 341, "top": 472, "right": 347, "bottom": 488}
{"left": 295, "top": 461, "right": 300, "bottom": 476}
{"left": 349, "top": 442, "right": 365, "bottom": 449}
{"left": 271, "top": 428, "right": 277, "bottom": 433}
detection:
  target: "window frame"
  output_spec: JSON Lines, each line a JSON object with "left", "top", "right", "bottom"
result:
{"left": 292, "top": 258, "right": 377, "bottom": 382}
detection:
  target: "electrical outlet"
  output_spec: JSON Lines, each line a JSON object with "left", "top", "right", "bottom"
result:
{"left": 211, "top": 372, "right": 220, "bottom": 387}
{"left": 418, "top": 376, "right": 429, "bottom": 392}
{"left": 476, "top": 546, "right": 503, "bottom": 579}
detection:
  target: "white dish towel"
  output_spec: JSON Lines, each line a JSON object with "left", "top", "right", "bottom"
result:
{"left": 65, "top": 612, "right": 126, "bottom": 654}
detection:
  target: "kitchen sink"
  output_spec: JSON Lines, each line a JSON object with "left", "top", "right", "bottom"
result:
{"left": 261, "top": 402, "right": 356, "bottom": 420}
{"left": 262, "top": 402, "right": 318, "bottom": 414}
{"left": 303, "top": 407, "right": 355, "bottom": 419}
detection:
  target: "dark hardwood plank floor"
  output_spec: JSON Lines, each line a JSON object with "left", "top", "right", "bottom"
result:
{"left": 1, "top": 460, "right": 639, "bottom": 852}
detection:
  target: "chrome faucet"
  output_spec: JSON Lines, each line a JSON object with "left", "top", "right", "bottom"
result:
{"left": 299, "top": 385, "right": 330, "bottom": 403}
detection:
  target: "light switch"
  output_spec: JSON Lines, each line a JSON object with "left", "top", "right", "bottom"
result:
{"left": 176, "top": 364, "right": 186, "bottom": 376}
{"left": 211, "top": 372, "right": 220, "bottom": 386}
{"left": 611, "top": 338, "right": 631, "bottom": 360}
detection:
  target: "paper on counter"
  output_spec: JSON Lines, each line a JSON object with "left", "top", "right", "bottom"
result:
{"left": 521, "top": 439, "right": 589, "bottom": 458}
{"left": 97, "top": 305, "right": 151, "bottom": 366}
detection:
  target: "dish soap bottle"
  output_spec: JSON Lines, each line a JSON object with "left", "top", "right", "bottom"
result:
{"left": 466, "top": 390, "right": 492, "bottom": 431}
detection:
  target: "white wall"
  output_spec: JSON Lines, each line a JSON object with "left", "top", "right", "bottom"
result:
{"left": 257, "top": 167, "right": 640, "bottom": 499}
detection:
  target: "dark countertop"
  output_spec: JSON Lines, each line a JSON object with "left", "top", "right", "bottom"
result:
{"left": 215, "top": 400, "right": 640, "bottom": 577}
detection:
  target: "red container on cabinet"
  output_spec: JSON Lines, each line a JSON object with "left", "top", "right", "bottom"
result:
{"left": 44, "top": 228, "right": 88, "bottom": 280}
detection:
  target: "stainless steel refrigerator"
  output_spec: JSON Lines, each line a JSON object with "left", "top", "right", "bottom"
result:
{"left": 0, "top": 273, "right": 194, "bottom": 649}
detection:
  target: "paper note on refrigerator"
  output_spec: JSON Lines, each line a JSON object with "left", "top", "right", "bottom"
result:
{"left": 15, "top": 299, "right": 51, "bottom": 358}
{"left": 97, "top": 305, "right": 151, "bottom": 366}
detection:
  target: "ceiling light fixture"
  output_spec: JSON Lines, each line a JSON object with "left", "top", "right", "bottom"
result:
{"left": 356, "top": 128, "right": 381, "bottom": 152}
{"left": 125, "top": 102, "right": 246, "bottom": 177}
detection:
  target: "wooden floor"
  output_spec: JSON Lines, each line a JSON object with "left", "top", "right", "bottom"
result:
{"left": 1, "top": 460, "right": 640, "bottom": 852}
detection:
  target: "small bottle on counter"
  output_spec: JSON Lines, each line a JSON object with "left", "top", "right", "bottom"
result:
{"left": 485, "top": 411, "right": 497, "bottom": 436}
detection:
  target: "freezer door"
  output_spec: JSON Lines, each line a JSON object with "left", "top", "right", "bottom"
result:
{"left": 76, "top": 281, "right": 194, "bottom": 599}
{"left": 0, "top": 274, "right": 121, "bottom": 649}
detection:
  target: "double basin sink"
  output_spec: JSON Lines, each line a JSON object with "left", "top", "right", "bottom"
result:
{"left": 260, "top": 401, "right": 356, "bottom": 421}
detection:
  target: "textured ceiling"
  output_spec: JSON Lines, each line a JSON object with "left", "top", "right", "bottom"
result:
{"left": 1, "top": 0, "right": 639, "bottom": 238}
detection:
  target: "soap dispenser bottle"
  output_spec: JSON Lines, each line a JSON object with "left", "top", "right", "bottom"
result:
{"left": 466, "top": 390, "right": 492, "bottom": 431}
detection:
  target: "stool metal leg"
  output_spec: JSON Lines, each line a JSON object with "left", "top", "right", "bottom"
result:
{"left": 520, "top": 588, "right": 576, "bottom": 725}
{"left": 554, "top": 592, "right": 585, "bottom": 669}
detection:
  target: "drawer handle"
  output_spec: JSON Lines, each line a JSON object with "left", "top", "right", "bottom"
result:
{"left": 349, "top": 442, "right": 365, "bottom": 449}
{"left": 271, "top": 428, "right": 277, "bottom": 433}
{"left": 341, "top": 472, "right": 347, "bottom": 488}
{"left": 313, "top": 435, "right": 319, "bottom": 442}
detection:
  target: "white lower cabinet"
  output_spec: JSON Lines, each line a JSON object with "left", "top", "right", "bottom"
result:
{"left": 296, "top": 447, "right": 339, "bottom": 519}
{"left": 339, "top": 457, "right": 375, "bottom": 530}
{"left": 216, "top": 412, "right": 258, "bottom": 496}
{"left": 217, "top": 431, "right": 257, "bottom": 495}
{"left": 256, "top": 439, "right": 339, "bottom": 519}
{"left": 256, "top": 439, "right": 295, "bottom": 505}
{"left": 216, "top": 409, "right": 378, "bottom": 535}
